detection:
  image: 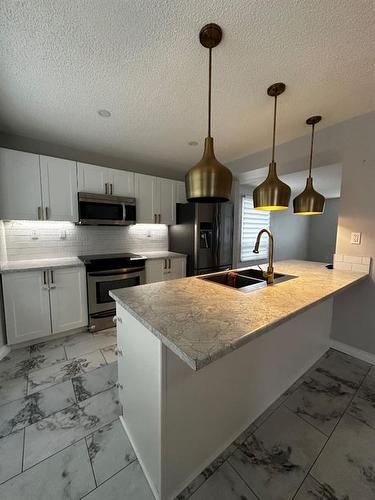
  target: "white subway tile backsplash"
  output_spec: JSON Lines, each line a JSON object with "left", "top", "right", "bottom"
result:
{"left": 3, "top": 221, "right": 168, "bottom": 261}
{"left": 334, "top": 261, "right": 352, "bottom": 271}
{"left": 351, "top": 263, "right": 370, "bottom": 273}
{"left": 333, "top": 253, "right": 371, "bottom": 273}
{"left": 343, "top": 255, "right": 362, "bottom": 264}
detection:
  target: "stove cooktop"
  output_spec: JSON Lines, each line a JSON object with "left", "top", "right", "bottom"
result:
{"left": 78, "top": 252, "right": 145, "bottom": 264}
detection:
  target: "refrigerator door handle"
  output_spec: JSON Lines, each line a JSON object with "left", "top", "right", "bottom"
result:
{"left": 214, "top": 207, "right": 220, "bottom": 267}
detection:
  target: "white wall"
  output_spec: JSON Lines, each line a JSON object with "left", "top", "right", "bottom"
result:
{"left": 308, "top": 198, "right": 340, "bottom": 263}
{"left": 2, "top": 221, "right": 168, "bottom": 261}
{"left": 230, "top": 111, "right": 375, "bottom": 355}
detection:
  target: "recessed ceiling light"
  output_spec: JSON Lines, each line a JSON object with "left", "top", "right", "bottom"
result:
{"left": 98, "top": 109, "right": 111, "bottom": 118}
{"left": 188, "top": 141, "right": 198, "bottom": 146}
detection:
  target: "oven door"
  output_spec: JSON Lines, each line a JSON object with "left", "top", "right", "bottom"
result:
{"left": 87, "top": 267, "right": 145, "bottom": 315}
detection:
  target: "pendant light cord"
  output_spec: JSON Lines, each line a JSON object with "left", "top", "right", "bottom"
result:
{"left": 271, "top": 96, "right": 277, "bottom": 163}
{"left": 208, "top": 48, "right": 212, "bottom": 137}
{"left": 308, "top": 123, "right": 315, "bottom": 178}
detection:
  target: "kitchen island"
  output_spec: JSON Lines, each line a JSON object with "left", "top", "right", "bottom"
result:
{"left": 110, "top": 260, "right": 368, "bottom": 500}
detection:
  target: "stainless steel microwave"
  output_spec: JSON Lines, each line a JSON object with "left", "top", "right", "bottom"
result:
{"left": 77, "top": 192, "right": 136, "bottom": 226}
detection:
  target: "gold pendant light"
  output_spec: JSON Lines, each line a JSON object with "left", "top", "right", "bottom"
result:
{"left": 253, "top": 83, "right": 291, "bottom": 210}
{"left": 185, "top": 24, "right": 232, "bottom": 203}
{"left": 293, "top": 116, "right": 325, "bottom": 215}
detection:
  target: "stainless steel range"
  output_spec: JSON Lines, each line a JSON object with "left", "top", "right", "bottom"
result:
{"left": 78, "top": 252, "right": 146, "bottom": 332}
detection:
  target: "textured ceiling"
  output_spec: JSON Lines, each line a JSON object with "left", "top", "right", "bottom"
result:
{"left": 1, "top": 0, "right": 374, "bottom": 176}
{"left": 240, "top": 163, "right": 342, "bottom": 199}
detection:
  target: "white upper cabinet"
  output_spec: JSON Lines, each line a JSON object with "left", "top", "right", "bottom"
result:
{"left": 40, "top": 156, "right": 78, "bottom": 222}
{"left": 135, "top": 173, "right": 160, "bottom": 223}
{"left": 176, "top": 181, "right": 187, "bottom": 204}
{"left": 0, "top": 148, "right": 42, "bottom": 220}
{"left": 2, "top": 270, "right": 52, "bottom": 344}
{"left": 110, "top": 170, "right": 135, "bottom": 197}
{"left": 77, "top": 163, "right": 110, "bottom": 194}
{"left": 78, "top": 162, "right": 135, "bottom": 197}
{"left": 135, "top": 174, "right": 176, "bottom": 224}
{"left": 49, "top": 267, "right": 87, "bottom": 333}
{"left": 159, "top": 178, "right": 176, "bottom": 225}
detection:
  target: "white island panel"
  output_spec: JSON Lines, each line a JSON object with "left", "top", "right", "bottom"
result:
{"left": 116, "top": 298, "right": 333, "bottom": 499}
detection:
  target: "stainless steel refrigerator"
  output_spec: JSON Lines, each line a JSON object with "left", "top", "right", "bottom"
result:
{"left": 169, "top": 202, "right": 234, "bottom": 276}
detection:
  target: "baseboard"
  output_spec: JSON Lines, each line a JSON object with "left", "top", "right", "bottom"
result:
{"left": 0, "top": 345, "right": 10, "bottom": 360}
{"left": 7, "top": 326, "right": 89, "bottom": 349}
{"left": 330, "top": 339, "right": 375, "bottom": 365}
{"left": 119, "top": 415, "right": 160, "bottom": 500}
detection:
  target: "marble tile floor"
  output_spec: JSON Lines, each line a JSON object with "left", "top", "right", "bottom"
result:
{"left": 0, "top": 337, "right": 375, "bottom": 500}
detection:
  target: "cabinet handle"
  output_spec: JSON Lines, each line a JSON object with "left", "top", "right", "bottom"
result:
{"left": 105, "top": 183, "right": 108, "bottom": 195}
{"left": 42, "top": 270, "right": 49, "bottom": 289}
{"left": 110, "top": 183, "right": 113, "bottom": 195}
{"left": 38, "top": 207, "right": 42, "bottom": 220}
{"left": 168, "top": 258, "right": 171, "bottom": 269}
{"left": 154, "top": 214, "right": 157, "bottom": 223}
{"left": 49, "top": 270, "right": 56, "bottom": 289}
{"left": 158, "top": 214, "right": 161, "bottom": 224}
{"left": 45, "top": 207, "right": 49, "bottom": 220}
{"left": 115, "top": 347, "right": 124, "bottom": 357}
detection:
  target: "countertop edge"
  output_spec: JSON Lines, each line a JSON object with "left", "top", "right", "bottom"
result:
{"left": 0, "top": 259, "right": 84, "bottom": 273}
{"left": 140, "top": 251, "right": 187, "bottom": 260}
{"left": 111, "top": 272, "right": 368, "bottom": 371}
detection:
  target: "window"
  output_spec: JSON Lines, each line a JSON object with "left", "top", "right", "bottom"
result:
{"left": 240, "top": 195, "right": 270, "bottom": 261}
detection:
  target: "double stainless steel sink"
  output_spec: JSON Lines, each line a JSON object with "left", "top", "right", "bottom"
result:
{"left": 198, "top": 268, "right": 296, "bottom": 293}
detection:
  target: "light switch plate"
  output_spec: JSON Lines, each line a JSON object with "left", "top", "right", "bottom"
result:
{"left": 350, "top": 232, "right": 361, "bottom": 245}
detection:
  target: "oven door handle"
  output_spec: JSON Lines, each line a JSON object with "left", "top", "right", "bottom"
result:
{"left": 122, "top": 202, "right": 126, "bottom": 222}
{"left": 88, "top": 267, "right": 145, "bottom": 277}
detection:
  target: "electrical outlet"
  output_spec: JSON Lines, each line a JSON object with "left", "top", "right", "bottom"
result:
{"left": 350, "top": 232, "right": 361, "bottom": 245}
{"left": 31, "top": 230, "right": 39, "bottom": 240}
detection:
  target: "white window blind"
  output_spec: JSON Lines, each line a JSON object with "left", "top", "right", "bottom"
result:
{"left": 240, "top": 196, "right": 270, "bottom": 262}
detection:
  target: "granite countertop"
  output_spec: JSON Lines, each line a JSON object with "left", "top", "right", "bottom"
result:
{"left": 0, "top": 257, "right": 84, "bottom": 273}
{"left": 110, "top": 260, "right": 368, "bottom": 371}
{"left": 140, "top": 251, "right": 187, "bottom": 259}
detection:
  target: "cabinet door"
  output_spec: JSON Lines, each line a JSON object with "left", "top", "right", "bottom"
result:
{"left": 176, "top": 181, "right": 187, "bottom": 204}
{"left": 159, "top": 178, "right": 176, "bottom": 225}
{"left": 111, "top": 170, "right": 135, "bottom": 197}
{"left": 145, "top": 259, "right": 168, "bottom": 283}
{"left": 135, "top": 174, "right": 159, "bottom": 223}
{"left": 168, "top": 257, "right": 186, "bottom": 280}
{"left": 49, "top": 267, "right": 88, "bottom": 334}
{"left": 77, "top": 163, "right": 108, "bottom": 194}
{"left": 40, "top": 156, "right": 78, "bottom": 221}
{"left": 3, "top": 271, "right": 51, "bottom": 344}
{"left": 0, "top": 148, "right": 42, "bottom": 220}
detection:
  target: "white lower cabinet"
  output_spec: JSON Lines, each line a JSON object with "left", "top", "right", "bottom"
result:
{"left": 145, "top": 257, "right": 186, "bottom": 284}
{"left": 2, "top": 271, "right": 52, "bottom": 343}
{"left": 2, "top": 266, "right": 87, "bottom": 345}
{"left": 49, "top": 267, "right": 88, "bottom": 334}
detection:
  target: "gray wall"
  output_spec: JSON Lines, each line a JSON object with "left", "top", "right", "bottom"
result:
{"left": 308, "top": 198, "right": 339, "bottom": 263}
{"left": 270, "top": 203, "right": 310, "bottom": 262}
{"left": 230, "top": 111, "right": 375, "bottom": 356}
